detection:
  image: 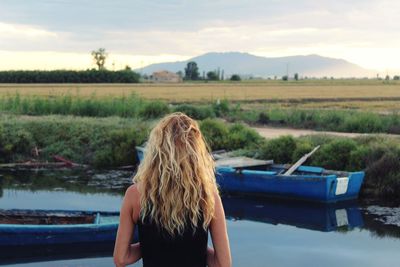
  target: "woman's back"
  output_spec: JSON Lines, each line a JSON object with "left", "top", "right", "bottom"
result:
{"left": 113, "top": 113, "right": 231, "bottom": 267}
{"left": 138, "top": 213, "right": 208, "bottom": 267}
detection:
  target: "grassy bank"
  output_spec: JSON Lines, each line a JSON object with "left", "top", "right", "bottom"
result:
{"left": 2, "top": 94, "right": 400, "bottom": 135}
{"left": 0, "top": 115, "right": 150, "bottom": 168}
{"left": 0, "top": 115, "right": 261, "bottom": 168}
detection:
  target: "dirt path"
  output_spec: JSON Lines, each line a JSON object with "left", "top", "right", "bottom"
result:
{"left": 253, "top": 126, "right": 389, "bottom": 139}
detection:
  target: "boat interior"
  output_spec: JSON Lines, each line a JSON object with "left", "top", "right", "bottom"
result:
{"left": 0, "top": 211, "right": 96, "bottom": 225}
{"left": 215, "top": 156, "right": 349, "bottom": 177}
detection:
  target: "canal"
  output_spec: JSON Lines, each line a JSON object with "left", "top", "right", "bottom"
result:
{"left": 0, "top": 170, "right": 399, "bottom": 266}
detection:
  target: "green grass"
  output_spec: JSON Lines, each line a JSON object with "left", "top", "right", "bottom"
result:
{"left": 0, "top": 115, "right": 150, "bottom": 168}
{"left": 2, "top": 93, "right": 400, "bottom": 135}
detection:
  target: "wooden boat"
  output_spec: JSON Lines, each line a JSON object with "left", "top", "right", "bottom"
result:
{"left": 0, "top": 209, "right": 123, "bottom": 246}
{"left": 136, "top": 146, "right": 365, "bottom": 203}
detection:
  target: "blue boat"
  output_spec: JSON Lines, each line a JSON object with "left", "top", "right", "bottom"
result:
{"left": 136, "top": 146, "right": 365, "bottom": 203}
{"left": 0, "top": 209, "right": 121, "bottom": 247}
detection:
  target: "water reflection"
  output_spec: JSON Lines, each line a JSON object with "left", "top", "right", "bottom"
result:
{"left": 222, "top": 196, "right": 363, "bottom": 232}
{"left": 1, "top": 170, "right": 400, "bottom": 266}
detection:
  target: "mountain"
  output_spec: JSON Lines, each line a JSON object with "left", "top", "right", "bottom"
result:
{"left": 137, "top": 52, "right": 374, "bottom": 78}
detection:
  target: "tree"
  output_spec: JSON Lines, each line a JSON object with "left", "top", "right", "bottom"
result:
{"left": 294, "top": 73, "right": 299, "bottom": 81}
{"left": 184, "top": 61, "right": 200, "bottom": 80}
{"left": 176, "top": 71, "right": 183, "bottom": 79}
{"left": 91, "top": 48, "right": 108, "bottom": 70}
{"left": 282, "top": 75, "right": 288, "bottom": 81}
{"left": 207, "top": 71, "right": 219, "bottom": 81}
{"left": 230, "top": 74, "right": 241, "bottom": 81}
{"left": 393, "top": 75, "right": 400, "bottom": 80}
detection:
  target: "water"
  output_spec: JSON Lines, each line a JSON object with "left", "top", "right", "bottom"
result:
{"left": 1, "top": 170, "right": 400, "bottom": 267}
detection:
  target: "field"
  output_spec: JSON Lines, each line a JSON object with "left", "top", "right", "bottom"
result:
{"left": 1, "top": 80, "right": 400, "bottom": 112}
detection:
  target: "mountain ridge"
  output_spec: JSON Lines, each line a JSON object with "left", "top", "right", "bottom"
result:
{"left": 137, "top": 52, "right": 374, "bottom": 78}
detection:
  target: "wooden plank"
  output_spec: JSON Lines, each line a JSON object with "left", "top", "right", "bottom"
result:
{"left": 216, "top": 156, "right": 273, "bottom": 168}
{"left": 283, "top": 145, "right": 320, "bottom": 176}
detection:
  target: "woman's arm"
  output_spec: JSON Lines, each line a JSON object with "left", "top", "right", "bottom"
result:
{"left": 113, "top": 185, "right": 142, "bottom": 267}
{"left": 207, "top": 192, "right": 232, "bottom": 267}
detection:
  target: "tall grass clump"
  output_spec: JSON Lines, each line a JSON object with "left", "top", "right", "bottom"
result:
{"left": 0, "top": 93, "right": 168, "bottom": 119}
{"left": 173, "top": 104, "right": 215, "bottom": 120}
{"left": 0, "top": 115, "right": 150, "bottom": 167}
{"left": 251, "top": 108, "right": 400, "bottom": 134}
{"left": 137, "top": 101, "right": 170, "bottom": 119}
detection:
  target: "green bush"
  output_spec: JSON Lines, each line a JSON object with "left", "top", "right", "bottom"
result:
{"left": 291, "top": 141, "right": 313, "bottom": 162}
{"left": 138, "top": 101, "right": 170, "bottom": 119}
{"left": 311, "top": 139, "right": 357, "bottom": 170}
{"left": 259, "top": 135, "right": 297, "bottom": 163}
{"left": 0, "top": 125, "right": 35, "bottom": 162}
{"left": 230, "top": 74, "right": 241, "bottom": 81}
{"left": 199, "top": 119, "right": 229, "bottom": 150}
{"left": 226, "top": 123, "right": 262, "bottom": 150}
{"left": 173, "top": 104, "right": 215, "bottom": 120}
{"left": 257, "top": 112, "right": 270, "bottom": 124}
{"left": 342, "top": 112, "right": 384, "bottom": 133}
{"left": 212, "top": 99, "right": 230, "bottom": 117}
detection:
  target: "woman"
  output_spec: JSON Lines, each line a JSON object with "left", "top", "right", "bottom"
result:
{"left": 113, "top": 113, "right": 231, "bottom": 267}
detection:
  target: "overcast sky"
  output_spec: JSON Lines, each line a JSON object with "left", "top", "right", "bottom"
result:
{"left": 0, "top": 0, "right": 399, "bottom": 73}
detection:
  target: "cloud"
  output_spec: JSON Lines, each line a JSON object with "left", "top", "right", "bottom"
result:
{"left": 0, "top": 22, "right": 57, "bottom": 38}
{"left": 0, "top": 0, "right": 399, "bottom": 71}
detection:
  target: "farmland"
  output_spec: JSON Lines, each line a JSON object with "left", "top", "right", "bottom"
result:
{"left": 0, "top": 80, "right": 400, "bottom": 112}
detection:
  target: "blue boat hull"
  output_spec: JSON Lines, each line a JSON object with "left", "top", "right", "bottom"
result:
{"left": 217, "top": 166, "right": 364, "bottom": 202}
{"left": 0, "top": 210, "right": 128, "bottom": 246}
{"left": 135, "top": 146, "right": 365, "bottom": 203}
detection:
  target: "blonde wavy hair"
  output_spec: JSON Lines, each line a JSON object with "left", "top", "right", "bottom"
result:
{"left": 133, "top": 112, "right": 217, "bottom": 236}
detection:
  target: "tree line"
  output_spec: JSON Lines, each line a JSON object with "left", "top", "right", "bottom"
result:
{"left": 0, "top": 69, "right": 140, "bottom": 83}
{"left": 0, "top": 48, "right": 140, "bottom": 83}
{"left": 182, "top": 61, "right": 241, "bottom": 81}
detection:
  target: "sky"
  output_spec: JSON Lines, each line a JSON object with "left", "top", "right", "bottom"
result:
{"left": 0, "top": 0, "right": 399, "bottom": 74}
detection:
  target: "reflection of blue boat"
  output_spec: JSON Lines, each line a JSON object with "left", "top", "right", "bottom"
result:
{"left": 136, "top": 146, "right": 364, "bottom": 203}
{"left": 0, "top": 209, "right": 120, "bottom": 246}
{"left": 222, "top": 196, "right": 364, "bottom": 232}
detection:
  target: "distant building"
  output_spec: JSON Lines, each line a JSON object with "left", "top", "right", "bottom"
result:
{"left": 150, "top": 70, "right": 182, "bottom": 83}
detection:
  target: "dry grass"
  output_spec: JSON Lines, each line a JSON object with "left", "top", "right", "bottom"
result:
{"left": 1, "top": 81, "right": 400, "bottom": 106}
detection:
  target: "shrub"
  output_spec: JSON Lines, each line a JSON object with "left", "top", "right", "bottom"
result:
{"left": 226, "top": 123, "right": 262, "bottom": 150}
{"left": 257, "top": 112, "right": 270, "bottom": 124}
{"left": 291, "top": 141, "right": 313, "bottom": 162}
{"left": 212, "top": 99, "right": 230, "bottom": 117}
{"left": 0, "top": 125, "right": 35, "bottom": 162}
{"left": 230, "top": 74, "right": 241, "bottom": 81}
{"left": 138, "top": 101, "right": 170, "bottom": 119}
{"left": 342, "top": 112, "right": 384, "bottom": 133}
{"left": 259, "top": 135, "right": 297, "bottom": 163}
{"left": 173, "top": 104, "right": 215, "bottom": 120}
{"left": 311, "top": 139, "right": 358, "bottom": 170}
{"left": 199, "top": 119, "right": 229, "bottom": 150}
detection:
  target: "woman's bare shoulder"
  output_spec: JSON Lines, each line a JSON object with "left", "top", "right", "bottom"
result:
{"left": 124, "top": 184, "right": 141, "bottom": 221}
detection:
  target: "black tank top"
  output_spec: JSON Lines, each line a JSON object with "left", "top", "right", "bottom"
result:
{"left": 137, "top": 213, "right": 208, "bottom": 267}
